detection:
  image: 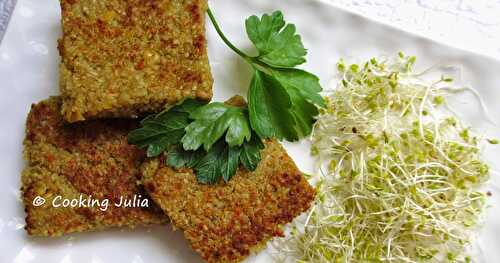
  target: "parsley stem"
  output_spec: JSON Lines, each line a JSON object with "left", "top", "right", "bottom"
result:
{"left": 207, "top": 7, "right": 251, "bottom": 61}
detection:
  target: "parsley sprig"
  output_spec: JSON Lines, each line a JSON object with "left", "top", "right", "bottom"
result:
{"left": 129, "top": 98, "right": 264, "bottom": 184}
{"left": 208, "top": 9, "right": 325, "bottom": 141}
{"left": 128, "top": 9, "right": 324, "bottom": 184}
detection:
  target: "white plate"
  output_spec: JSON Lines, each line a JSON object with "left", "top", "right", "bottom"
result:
{"left": 1, "top": 0, "right": 499, "bottom": 262}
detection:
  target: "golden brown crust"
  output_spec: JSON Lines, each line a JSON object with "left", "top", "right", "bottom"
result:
{"left": 58, "top": 0, "right": 213, "bottom": 122}
{"left": 142, "top": 141, "right": 316, "bottom": 263}
{"left": 22, "top": 97, "right": 167, "bottom": 237}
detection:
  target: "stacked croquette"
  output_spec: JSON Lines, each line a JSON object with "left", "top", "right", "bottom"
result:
{"left": 22, "top": 97, "right": 167, "bottom": 236}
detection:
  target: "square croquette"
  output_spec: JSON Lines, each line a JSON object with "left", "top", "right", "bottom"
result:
{"left": 22, "top": 97, "right": 167, "bottom": 237}
{"left": 141, "top": 140, "right": 316, "bottom": 263}
{"left": 58, "top": 0, "right": 213, "bottom": 122}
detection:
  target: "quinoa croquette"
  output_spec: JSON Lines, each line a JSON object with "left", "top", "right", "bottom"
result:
{"left": 22, "top": 97, "right": 167, "bottom": 237}
{"left": 141, "top": 141, "right": 316, "bottom": 263}
{"left": 58, "top": 0, "right": 213, "bottom": 122}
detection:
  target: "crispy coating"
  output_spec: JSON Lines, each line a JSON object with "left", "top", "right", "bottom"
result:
{"left": 22, "top": 97, "right": 167, "bottom": 237}
{"left": 142, "top": 141, "right": 316, "bottom": 263}
{"left": 58, "top": 0, "right": 213, "bottom": 122}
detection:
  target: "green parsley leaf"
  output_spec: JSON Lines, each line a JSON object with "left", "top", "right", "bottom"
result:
{"left": 193, "top": 140, "right": 243, "bottom": 184}
{"left": 271, "top": 68, "right": 325, "bottom": 108}
{"left": 181, "top": 102, "right": 251, "bottom": 151}
{"left": 268, "top": 68, "right": 324, "bottom": 138}
{"left": 239, "top": 134, "right": 265, "bottom": 171}
{"left": 186, "top": 139, "right": 240, "bottom": 184}
{"left": 245, "top": 11, "right": 307, "bottom": 68}
{"left": 166, "top": 134, "right": 264, "bottom": 184}
{"left": 128, "top": 99, "right": 205, "bottom": 157}
{"left": 248, "top": 70, "right": 297, "bottom": 140}
{"left": 220, "top": 145, "right": 241, "bottom": 182}
{"left": 191, "top": 140, "right": 227, "bottom": 184}
{"left": 166, "top": 145, "right": 204, "bottom": 168}
{"left": 248, "top": 69, "right": 323, "bottom": 140}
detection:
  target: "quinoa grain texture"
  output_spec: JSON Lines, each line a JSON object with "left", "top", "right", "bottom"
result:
{"left": 22, "top": 97, "right": 167, "bottom": 237}
{"left": 58, "top": 0, "right": 213, "bottom": 122}
{"left": 142, "top": 141, "right": 316, "bottom": 263}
